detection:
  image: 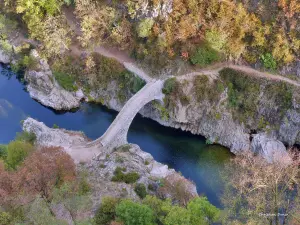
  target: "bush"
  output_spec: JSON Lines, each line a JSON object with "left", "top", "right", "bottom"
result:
{"left": 94, "top": 197, "right": 119, "bottom": 225}
{"left": 137, "top": 18, "right": 155, "bottom": 38}
{"left": 6, "top": 140, "right": 34, "bottom": 170}
{"left": 187, "top": 197, "right": 220, "bottom": 225}
{"left": 15, "top": 131, "right": 36, "bottom": 144}
{"left": 130, "top": 75, "right": 146, "bottom": 93}
{"left": 78, "top": 177, "right": 91, "bottom": 195}
{"left": 260, "top": 53, "right": 277, "bottom": 70}
{"left": 0, "top": 145, "right": 8, "bottom": 159}
{"left": 111, "top": 167, "right": 140, "bottom": 184}
{"left": 162, "top": 78, "right": 177, "bottom": 95}
{"left": 53, "top": 71, "right": 77, "bottom": 92}
{"left": 0, "top": 211, "right": 11, "bottom": 225}
{"left": 116, "top": 199, "right": 155, "bottom": 225}
{"left": 134, "top": 183, "right": 147, "bottom": 199}
{"left": 163, "top": 206, "right": 190, "bottom": 225}
{"left": 190, "top": 45, "right": 219, "bottom": 66}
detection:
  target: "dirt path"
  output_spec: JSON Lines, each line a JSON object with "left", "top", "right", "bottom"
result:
{"left": 64, "top": 6, "right": 300, "bottom": 87}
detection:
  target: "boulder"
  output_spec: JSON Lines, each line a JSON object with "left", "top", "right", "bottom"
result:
{"left": 251, "top": 133, "right": 290, "bottom": 163}
{"left": 0, "top": 49, "right": 10, "bottom": 64}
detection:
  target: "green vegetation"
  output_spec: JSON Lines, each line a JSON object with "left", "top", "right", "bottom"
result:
{"left": 190, "top": 46, "right": 219, "bottom": 66}
{"left": 220, "top": 68, "right": 260, "bottom": 123}
{"left": 94, "top": 196, "right": 220, "bottom": 225}
{"left": 163, "top": 78, "right": 177, "bottom": 95}
{"left": 260, "top": 53, "right": 277, "bottom": 70}
{"left": 6, "top": 140, "right": 34, "bottom": 170}
{"left": 137, "top": 18, "right": 155, "bottom": 38}
{"left": 111, "top": 167, "right": 140, "bottom": 184}
{"left": 94, "top": 197, "right": 119, "bottom": 225}
{"left": 116, "top": 199, "right": 155, "bottom": 225}
{"left": 53, "top": 71, "right": 77, "bottom": 92}
{"left": 15, "top": 131, "right": 36, "bottom": 144}
{"left": 134, "top": 183, "right": 147, "bottom": 199}
{"left": 193, "top": 75, "right": 224, "bottom": 103}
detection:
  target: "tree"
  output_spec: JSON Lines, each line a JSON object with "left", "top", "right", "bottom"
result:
{"left": 16, "top": 147, "right": 76, "bottom": 199}
{"left": 163, "top": 206, "right": 190, "bottom": 225}
{"left": 0, "top": 146, "right": 76, "bottom": 205}
{"left": 187, "top": 197, "right": 220, "bottom": 225}
{"left": 6, "top": 140, "right": 34, "bottom": 170}
{"left": 40, "top": 15, "right": 73, "bottom": 57}
{"left": 137, "top": 18, "right": 155, "bottom": 38}
{"left": 116, "top": 199, "right": 155, "bottom": 225}
{"left": 221, "top": 150, "right": 300, "bottom": 225}
{"left": 94, "top": 197, "right": 119, "bottom": 225}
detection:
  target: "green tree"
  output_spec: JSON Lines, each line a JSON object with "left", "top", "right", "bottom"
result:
{"left": 0, "top": 211, "right": 11, "bottom": 225}
{"left": 6, "top": 140, "right": 34, "bottom": 169}
{"left": 137, "top": 18, "right": 154, "bottom": 38}
{"left": 187, "top": 197, "right": 220, "bottom": 225}
{"left": 163, "top": 206, "right": 190, "bottom": 225}
{"left": 142, "top": 196, "right": 172, "bottom": 223}
{"left": 94, "top": 197, "right": 119, "bottom": 225}
{"left": 116, "top": 199, "right": 155, "bottom": 225}
{"left": 190, "top": 46, "right": 219, "bottom": 66}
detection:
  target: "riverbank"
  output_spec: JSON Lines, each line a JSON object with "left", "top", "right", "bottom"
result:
{"left": 0, "top": 64, "right": 231, "bottom": 207}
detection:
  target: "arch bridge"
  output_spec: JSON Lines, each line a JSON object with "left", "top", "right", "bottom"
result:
{"left": 87, "top": 79, "right": 165, "bottom": 154}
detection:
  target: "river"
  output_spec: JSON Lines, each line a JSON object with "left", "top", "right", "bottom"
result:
{"left": 0, "top": 64, "right": 233, "bottom": 207}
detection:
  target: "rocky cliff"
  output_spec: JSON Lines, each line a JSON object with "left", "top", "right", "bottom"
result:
{"left": 23, "top": 117, "right": 198, "bottom": 210}
{"left": 24, "top": 50, "right": 84, "bottom": 110}
{"left": 5, "top": 46, "right": 298, "bottom": 158}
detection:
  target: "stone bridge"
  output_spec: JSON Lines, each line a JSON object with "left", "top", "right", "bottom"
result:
{"left": 87, "top": 80, "right": 165, "bottom": 152}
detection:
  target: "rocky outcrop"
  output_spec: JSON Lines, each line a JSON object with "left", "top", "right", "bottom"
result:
{"left": 251, "top": 133, "right": 290, "bottom": 163}
{"left": 23, "top": 117, "right": 198, "bottom": 208}
{"left": 25, "top": 50, "right": 84, "bottom": 110}
{"left": 50, "top": 204, "right": 74, "bottom": 225}
{"left": 0, "top": 49, "right": 10, "bottom": 64}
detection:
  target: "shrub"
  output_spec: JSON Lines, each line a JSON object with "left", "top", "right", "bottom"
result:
{"left": 0, "top": 145, "right": 8, "bottom": 159}
{"left": 130, "top": 76, "right": 146, "bottom": 93}
{"left": 137, "top": 18, "right": 155, "bottom": 38}
{"left": 134, "top": 183, "right": 147, "bottom": 199}
{"left": 111, "top": 167, "right": 140, "bottom": 184}
{"left": 21, "top": 55, "right": 39, "bottom": 70}
{"left": 205, "top": 29, "right": 226, "bottom": 52}
{"left": 116, "top": 199, "right": 155, "bottom": 225}
{"left": 260, "top": 53, "right": 277, "bottom": 70}
{"left": 163, "top": 206, "right": 190, "bottom": 225}
{"left": 187, "top": 197, "right": 220, "bottom": 225}
{"left": 190, "top": 45, "right": 219, "bottom": 66}
{"left": 6, "top": 140, "right": 34, "bottom": 170}
{"left": 15, "top": 131, "right": 36, "bottom": 144}
{"left": 53, "top": 71, "right": 77, "bottom": 92}
{"left": 78, "top": 177, "right": 91, "bottom": 195}
{"left": 162, "top": 78, "right": 177, "bottom": 95}
{"left": 142, "top": 195, "right": 172, "bottom": 223}
{"left": 53, "top": 124, "right": 59, "bottom": 129}
{"left": 0, "top": 211, "right": 11, "bottom": 225}
{"left": 94, "top": 197, "right": 119, "bottom": 225}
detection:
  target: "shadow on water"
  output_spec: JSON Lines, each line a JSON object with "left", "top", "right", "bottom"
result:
{"left": 0, "top": 64, "right": 233, "bottom": 207}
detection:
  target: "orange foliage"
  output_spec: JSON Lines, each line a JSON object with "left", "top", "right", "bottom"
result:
{"left": 0, "top": 147, "right": 76, "bottom": 205}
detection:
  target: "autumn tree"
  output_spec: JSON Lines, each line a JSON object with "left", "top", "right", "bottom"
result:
{"left": 0, "top": 147, "right": 76, "bottom": 206}
{"left": 222, "top": 150, "right": 300, "bottom": 225}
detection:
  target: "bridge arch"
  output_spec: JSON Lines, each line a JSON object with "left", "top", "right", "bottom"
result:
{"left": 88, "top": 80, "right": 165, "bottom": 152}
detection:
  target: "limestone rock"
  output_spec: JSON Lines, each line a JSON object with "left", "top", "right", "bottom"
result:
{"left": 0, "top": 49, "right": 10, "bottom": 64}
{"left": 23, "top": 117, "right": 198, "bottom": 211}
{"left": 50, "top": 203, "right": 74, "bottom": 225}
{"left": 23, "top": 117, "right": 88, "bottom": 148}
{"left": 25, "top": 50, "right": 84, "bottom": 110}
{"left": 251, "top": 133, "right": 289, "bottom": 163}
